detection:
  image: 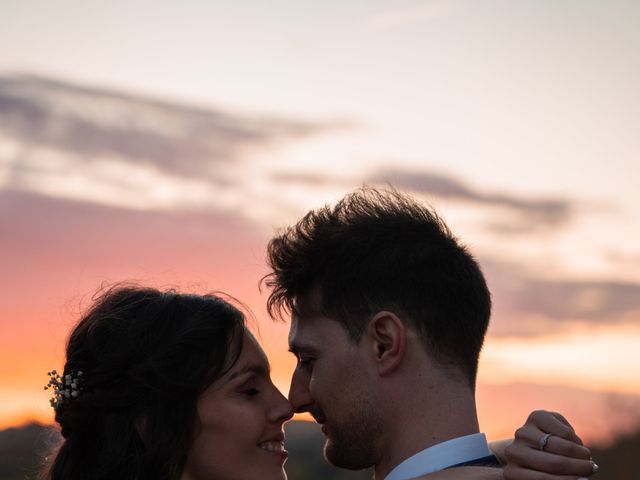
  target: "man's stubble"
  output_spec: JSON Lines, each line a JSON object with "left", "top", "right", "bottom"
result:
{"left": 323, "top": 394, "right": 385, "bottom": 471}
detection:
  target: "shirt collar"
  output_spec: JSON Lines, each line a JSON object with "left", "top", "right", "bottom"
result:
{"left": 384, "top": 433, "right": 492, "bottom": 480}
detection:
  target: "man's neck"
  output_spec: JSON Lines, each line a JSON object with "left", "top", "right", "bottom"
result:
{"left": 373, "top": 387, "right": 480, "bottom": 480}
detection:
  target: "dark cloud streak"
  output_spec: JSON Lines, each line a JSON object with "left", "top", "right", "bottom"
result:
{"left": 484, "top": 260, "right": 640, "bottom": 336}
{"left": 270, "top": 168, "right": 576, "bottom": 232}
{"left": 371, "top": 169, "right": 573, "bottom": 231}
{"left": 0, "top": 74, "right": 340, "bottom": 181}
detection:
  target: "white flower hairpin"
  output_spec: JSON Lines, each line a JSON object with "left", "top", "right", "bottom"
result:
{"left": 44, "top": 369, "right": 84, "bottom": 409}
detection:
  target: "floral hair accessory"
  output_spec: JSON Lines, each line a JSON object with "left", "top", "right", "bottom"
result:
{"left": 44, "top": 369, "right": 84, "bottom": 409}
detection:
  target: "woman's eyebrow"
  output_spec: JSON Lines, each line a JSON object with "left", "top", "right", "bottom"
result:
{"left": 225, "top": 364, "right": 269, "bottom": 384}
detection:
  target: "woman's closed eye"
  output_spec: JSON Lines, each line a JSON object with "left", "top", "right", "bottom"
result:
{"left": 241, "top": 387, "right": 261, "bottom": 397}
{"left": 238, "top": 376, "right": 262, "bottom": 397}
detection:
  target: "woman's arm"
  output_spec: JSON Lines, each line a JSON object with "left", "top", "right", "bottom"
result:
{"left": 488, "top": 438, "right": 511, "bottom": 464}
{"left": 414, "top": 467, "right": 502, "bottom": 479}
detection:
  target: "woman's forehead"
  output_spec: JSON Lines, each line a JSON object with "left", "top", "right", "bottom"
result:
{"left": 234, "top": 331, "right": 270, "bottom": 372}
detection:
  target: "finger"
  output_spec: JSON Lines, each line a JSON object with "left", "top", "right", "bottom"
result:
{"left": 549, "top": 412, "right": 584, "bottom": 446}
{"left": 526, "top": 410, "right": 583, "bottom": 445}
{"left": 515, "top": 424, "right": 544, "bottom": 444}
{"left": 550, "top": 412, "right": 572, "bottom": 428}
{"left": 514, "top": 424, "right": 550, "bottom": 450}
{"left": 505, "top": 441, "right": 596, "bottom": 477}
{"left": 503, "top": 464, "right": 590, "bottom": 480}
{"left": 543, "top": 435, "right": 591, "bottom": 460}
{"left": 514, "top": 425, "right": 591, "bottom": 460}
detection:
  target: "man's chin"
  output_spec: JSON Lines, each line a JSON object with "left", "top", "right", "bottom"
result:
{"left": 323, "top": 441, "right": 345, "bottom": 468}
{"left": 323, "top": 439, "right": 371, "bottom": 471}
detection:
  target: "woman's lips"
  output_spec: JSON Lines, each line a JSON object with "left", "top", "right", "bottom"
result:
{"left": 259, "top": 441, "right": 289, "bottom": 459}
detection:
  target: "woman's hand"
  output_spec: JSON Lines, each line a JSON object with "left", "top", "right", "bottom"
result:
{"left": 503, "top": 410, "right": 598, "bottom": 479}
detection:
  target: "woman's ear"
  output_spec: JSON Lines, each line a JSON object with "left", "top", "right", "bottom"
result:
{"left": 366, "top": 311, "right": 406, "bottom": 376}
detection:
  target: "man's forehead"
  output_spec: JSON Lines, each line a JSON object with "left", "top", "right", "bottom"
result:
{"left": 287, "top": 312, "right": 347, "bottom": 351}
{"left": 287, "top": 312, "right": 323, "bottom": 347}
{"left": 287, "top": 313, "right": 305, "bottom": 347}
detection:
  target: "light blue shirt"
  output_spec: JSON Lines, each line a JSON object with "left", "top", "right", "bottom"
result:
{"left": 384, "top": 433, "right": 493, "bottom": 480}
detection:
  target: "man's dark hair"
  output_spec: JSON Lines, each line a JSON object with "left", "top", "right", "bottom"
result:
{"left": 264, "top": 187, "right": 491, "bottom": 386}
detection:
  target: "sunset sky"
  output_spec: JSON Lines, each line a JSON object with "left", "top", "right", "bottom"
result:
{"left": 1, "top": 0, "right": 639, "bottom": 445}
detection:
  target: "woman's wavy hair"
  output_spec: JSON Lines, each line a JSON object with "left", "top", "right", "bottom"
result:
{"left": 41, "top": 285, "right": 246, "bottom": 480}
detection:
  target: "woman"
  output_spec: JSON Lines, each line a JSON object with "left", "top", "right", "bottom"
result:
{"left": 43, "top": 285, "right": 292, "bottom": 480}
{"left": 42, "top": 285, "right": 592, "bottom": 479}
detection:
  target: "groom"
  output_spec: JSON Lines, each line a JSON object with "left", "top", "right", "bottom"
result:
{"left": 264, "top": 188, "right": 596, "bottom": 479}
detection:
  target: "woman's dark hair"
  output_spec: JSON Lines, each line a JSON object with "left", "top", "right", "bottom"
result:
{"left": 264, "top": 187, "right": 491, "bottom": 387}
{"left": 42, "top": 285, "right": 246, "bottom": 480}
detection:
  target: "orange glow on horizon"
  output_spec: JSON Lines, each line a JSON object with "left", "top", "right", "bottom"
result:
{"left": 480, "top": 324, "right": 640, "bottom": 395}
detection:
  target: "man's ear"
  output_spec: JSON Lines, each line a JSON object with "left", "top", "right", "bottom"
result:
{"left": 366, "top": 311, "right": 406, "bottom": 376}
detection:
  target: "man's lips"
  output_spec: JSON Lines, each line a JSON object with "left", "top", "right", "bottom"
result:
{"left": 311, "top": 412, "right": 329, "bottom": 435}
{"left": 311, "top": 412, "right": 327, "bottom": 424}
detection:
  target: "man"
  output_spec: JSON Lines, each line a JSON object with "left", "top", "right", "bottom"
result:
{"left": 264, "top": 188, "right": 596, "bottom": 479}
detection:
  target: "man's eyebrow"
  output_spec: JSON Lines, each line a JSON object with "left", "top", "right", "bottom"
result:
{"left": 225, "top": 364, "right": 269, "bottom": 384}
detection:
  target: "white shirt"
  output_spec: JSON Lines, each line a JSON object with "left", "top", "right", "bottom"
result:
{"left": 384, "top": 433, "right": 493, "bottom": 480}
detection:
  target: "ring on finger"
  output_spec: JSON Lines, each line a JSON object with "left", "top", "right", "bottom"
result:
{"left": 538, "top": 433, "right": 552, "bottom": 451}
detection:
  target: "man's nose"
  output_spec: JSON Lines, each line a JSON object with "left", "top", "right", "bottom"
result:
{"left": 288, "top": 368, "right": 313, "bottom": 413}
